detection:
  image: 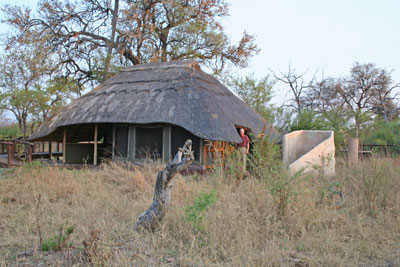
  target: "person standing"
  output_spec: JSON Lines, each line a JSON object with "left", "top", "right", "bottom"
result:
{"left": 238, "top": 128, "right": 250, "bottom": 179}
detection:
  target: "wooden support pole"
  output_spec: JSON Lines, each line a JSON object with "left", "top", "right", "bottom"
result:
{"left": 56, "top": 142, "right": 59, "bottom": 160}
{"left": 49, "top": 141, "right": 52, "bottom": 160}
{"left": 27, "top": 145, "right": 33, "bottom": 163}
{"left": 7, "top": 144, "right": 12, "bottom": 168}
{"left": 63, "top": 129, "right": 67, "bottom": 164}
{"left": 94, "top": 124, "right": 98, "bottom": 166}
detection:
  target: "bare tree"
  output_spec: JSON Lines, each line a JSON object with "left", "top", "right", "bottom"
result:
{"left": 336, "top": 62, "right": 382, "bottom": 137}
{"left": 303, "top": 76, "right": 341, "bottom": 113}
{"left": 371, "top": 69, "right": 400, "bottom": 123}
{"left": 271, "top": 64, "right": 314, "bottom": 113}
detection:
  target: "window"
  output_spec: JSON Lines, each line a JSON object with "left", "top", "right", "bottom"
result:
{"left": 136, "top": 127, "right": 163, "bottom": 159}
{"left": 114, "top": 126, "right": 129, "bottom": 157}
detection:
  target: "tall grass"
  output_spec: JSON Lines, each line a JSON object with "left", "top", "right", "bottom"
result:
{"left": 0, "top": 156, "right": 399, "bottom": 266}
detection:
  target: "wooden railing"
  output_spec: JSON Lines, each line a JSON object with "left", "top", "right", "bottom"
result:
{"left": 0, "top": 139, "right": 34, "bottom": 168}
{"left": 203, "top": 141, "right": 228, "bottom": 169}
{"left": 362, "top": 144, "right": 395, "bottom": 157}
{"left": 0, "top": 140, "right": 64, "bottom": 168}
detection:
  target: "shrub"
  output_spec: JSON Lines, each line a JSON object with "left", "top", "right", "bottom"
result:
{"left": 184, "top": 189, "right": 217, "bottom": 232}
{"left": 364, "top": 120, "right": 400, "bottom": 156}
{"left": 41, "top": 226, "right": 74, "bottom": 252}
{"left": 249, "top": 137, "right": 303, "bottom": 216}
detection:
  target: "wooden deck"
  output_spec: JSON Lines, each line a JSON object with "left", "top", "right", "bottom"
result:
{"left": 0, "top": 155, "right": 99, "bottom": 169}
{"left": 0, "top": 154, "right": 22, "bottom": 167}
{"left": 0, "top": 152, "right": 63, "bottom": 168}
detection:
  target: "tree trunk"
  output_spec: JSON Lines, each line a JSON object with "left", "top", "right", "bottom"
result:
{"left": 383, "top": 104, "right": 388, "bottom": 124}
{"left": 355, "top": 117, "right": 359, "bottom": 138}
{"left": 104, "top": 0, "right": 119, "bottom": 81}
{"left": 135, "top": 139, "right": 194, "bottom": 230}
{"left": 22, "top": 117, "right": 27, "bottom": 140}
{"left": 17, "top": 119, "right": 23, "bottom": 138}
{"left": 161, "top": 43, "right": 167, "bottom": 62}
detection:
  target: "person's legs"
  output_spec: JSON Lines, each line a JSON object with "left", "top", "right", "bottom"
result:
{"left": 240, "top": 147, "right": 247, "bottom": 173}
{"left": 238, "top": 147, "right": 247, "bottom": 185}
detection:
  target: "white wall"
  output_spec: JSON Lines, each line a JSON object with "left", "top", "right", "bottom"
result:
{"left": 282, "top": 130, "right": 335, "bottom": 176}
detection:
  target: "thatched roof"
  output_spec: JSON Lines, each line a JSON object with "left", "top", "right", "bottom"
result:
{"left": 30, "top": 61, "right": 280, "bottom": 143}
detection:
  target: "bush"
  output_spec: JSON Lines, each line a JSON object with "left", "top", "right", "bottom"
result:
{"left": 248, "top": 137, "right": 304, "bottom": 216}
{"left": 184, "top": 189, "right": 217, "bottom": 232}
{"left": 364, "top": 120, "right": 400, "bottom": 155}
{"left": 0, "top": 123, "right": 21, "bottom": 139}
{"left": 41, "top": 225, "right": 74, "bottom": 252}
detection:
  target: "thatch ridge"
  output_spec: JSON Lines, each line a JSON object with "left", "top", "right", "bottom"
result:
{"left": 30, "top": 60, "right": 280, "bottom": 143}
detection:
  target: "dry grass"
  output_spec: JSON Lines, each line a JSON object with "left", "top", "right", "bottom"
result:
{"left": 0, "top": 158, "right": 399, "bottom": 266}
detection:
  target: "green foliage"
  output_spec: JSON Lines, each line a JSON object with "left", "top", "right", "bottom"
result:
{"left": 315, "top": 159, "right": 344, "bottom": 205}
{"left": 33, "top": 76, "right": 81, "bottom": 120}
{"left": 285, "top": 108, "right": 353, "bottom": 151}
{"left": 226, "top": 74, "right": 276, "bottom": 123}
{"left": 0, "top": 123, "right": 21, "bottom": 139}
{"left": 248, "top": 137, "right": 282, "bottom": 179}
{"left": 184, "top": 190, "right": 217, "bottom": 232}
{"left": 249, "top": 138, "right": 303, "bottom": 216}
{"left": 21, "top": 159, "right": 45, "bottom": 171}
{"left": 321, "top": 108, "right": 352, "bottom": 150}
{"left": 363, "top": 119, "right": 400, "bottom": 155}
{"left": 288, "top": 110, "right": 329, "bottom": 132}
{"left": 223, "top": 147, "right": 244, "bottom": 181}
{"left": 41, "top": 225, "right": 74, "bottom": 252}
{"left": 0, "top": 45, "right": 81, "bottom": 137}
{"left": 318, "top": 181, "right": 343, "bottom": 204}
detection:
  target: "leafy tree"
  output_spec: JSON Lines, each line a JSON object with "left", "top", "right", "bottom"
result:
{"left": 0, "top": 46, "right": 51, "bottom": 138}
{"left": 0, "top": 45, "right": 81, "bottom": 138}
{"left": 226, "top": 74, "right": 276, "bottom": 122}
{"left": 287, "top": 110, "right": 328, "bottom": 132}
{"left": 364, "top": 119, "right": 400, "bottom": 155}
{"left": 0, "top": 123, "right": 22, "bottom": 139}
{"left": 30, "top": 76, "right": 81, "bottom": 129}
{"left": 2, "top": 0, "right": 259, "bottom": 84}
{"left": 322, "top": 107, "right": 352, "bottom": 148}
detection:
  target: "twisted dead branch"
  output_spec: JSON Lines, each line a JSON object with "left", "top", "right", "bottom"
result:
{"left": 135, "top": 139, "right": 194, "bottom": 230}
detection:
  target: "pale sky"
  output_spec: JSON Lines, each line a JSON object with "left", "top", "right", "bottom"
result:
{"left": 223, "top": 0, "right": 400, "bottom": 103}
{"left": 1, "top": 0, "right": 400, "bottom": 105}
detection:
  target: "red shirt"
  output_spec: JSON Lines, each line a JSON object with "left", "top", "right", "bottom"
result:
{"left": 239, "top": 135, "right": 249, "bottom": 148}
